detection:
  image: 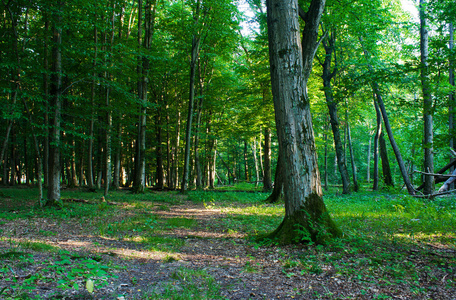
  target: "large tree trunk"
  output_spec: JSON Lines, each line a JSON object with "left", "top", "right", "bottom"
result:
{"left": 47, "top": 1, "right": 63, "bottom": 205}
{"left": 265, "top": 0, "right": 340, "bottom": 244}
{"left": 420, "top": 0, "right": 434, "bottom": 195}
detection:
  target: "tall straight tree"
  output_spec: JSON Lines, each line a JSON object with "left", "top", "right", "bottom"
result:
{"left": 134, "top": 0, "right": 157, "bottom": 193}
{"left": 47, "top": 0, "right": 64, "bottom": 204}
{"left": 420, "top": 0, "right": 434, "bottom": 195}
{"left": 182, "top": 0, "right": 202, "bottom": 193}
{"left": 265, "top": 0, "right": 340, "bottom": 244}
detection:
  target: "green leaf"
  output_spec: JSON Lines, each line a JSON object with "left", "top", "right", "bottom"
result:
{"left": 86, "top": 279, "right": 94, "bottom": 293}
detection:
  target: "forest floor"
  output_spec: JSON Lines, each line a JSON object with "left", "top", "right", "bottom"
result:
{"left": 0, "top": 187, "right": 455, "bottom": 299}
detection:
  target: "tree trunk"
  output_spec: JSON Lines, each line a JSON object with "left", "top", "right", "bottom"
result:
{"left": 265, "top": 150, "right": 283, "bottom": 203}
{"left": 372, "top": 97, "right": 381, "bottom": 190}
{"left": 155, "top": 91, "right": 164, "bottom": 189}
{"left": 379, "top": 132, "right": 394, "bottom": 187}
{"left": 182, "top": 40, "right": 201, "bottom": 192}
{"left": 252, "top": 138, "right": 260, "bottom": 187}
{"left": 450, "top": 23, "right": 455, "bottom": 188}
{"left": 194, "top": 75, "right": 204, "bottom": 189}
{"left": 360, "top": 36, "right": 415, "bottom": 195}
{"left": 346, "top": 116, "right": 358, "bottom": 192}
{"left": 420, "top": 0, "right": 434, "bottom": 195}
{"left": 47, "top": 1, "right": 63, "bottom": 205}
{"left": 262, "top": 127, "right": 272, "bottom": 192}
{"left": 323, "top": 123, "right": 328, "bottom": 191}
{"left": 265, "top": 0, "right": 340, "bottom": 244}
{"left": 113, "top": 122, "right": 122, "bottom": 189}
{"left": 88, "top": 27, "right": 98, "bottom": 190}
{"left": 43, "top": 13, "right": 50, "bottom": 187}
{"left": 320, "top": 34, "right": 350, "bottom": 194}
{"left": 367, "top": 130, "right": 372, "bottom": 184}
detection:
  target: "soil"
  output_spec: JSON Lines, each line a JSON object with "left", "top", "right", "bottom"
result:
{"left": 1, "top": 197, "right": 455, "bottom": 300}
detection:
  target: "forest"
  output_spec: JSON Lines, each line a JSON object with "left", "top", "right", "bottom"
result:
{"left": 1, "top": 0, "right": 455, "bottom": 299}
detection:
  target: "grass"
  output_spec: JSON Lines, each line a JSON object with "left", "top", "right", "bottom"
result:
{"left": 145, "top": 267, "right": 223, "bottom": 299}
{"left": 1, "top": 186, "right": 455, "bottom": 299}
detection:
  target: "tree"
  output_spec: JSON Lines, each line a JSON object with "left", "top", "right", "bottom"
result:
{"left": 265, "top": 0, "right": 340, "bottom": 244}
{"left": 47, "top": 0, "right": 64, "bottom": 205}
{"left": 317, "top": 31, "right": 351, "bottom": 194}
{"left": 420, "top": 0, "right": 434, "bottom": 195}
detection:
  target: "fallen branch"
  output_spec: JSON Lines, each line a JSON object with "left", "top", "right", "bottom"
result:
{"left": 62, "top": 198, "right": 127, "bottom": 206}
{"left": 412, "top": 188, "right": 456, "bottom": 199}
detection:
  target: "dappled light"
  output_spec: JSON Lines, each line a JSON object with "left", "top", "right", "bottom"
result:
{"left": 1, "top": 187, "right": 455, "bottom": 299}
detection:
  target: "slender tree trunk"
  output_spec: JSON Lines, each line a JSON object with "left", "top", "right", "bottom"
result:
{"left": 323, "top": 123, "right": 328, "bottom": 191}
{"left": 23, "top": 99, "right": 44, "bottom": 201}
{"left": 172, "top": 107, "right": 181, "bottom": 189}
{"left": 47, "top": 1, "right": 63, "bottom": 204}
{"left": 182, "top": 5, "right": 201, "bottom": 192}
{"left": 346, "top": 117, "right": 358, "bottom": 192}
{"left": 265, "top": 151, "right": 283, "bottom": 203}
{"left": 43, "top": 13, "right": 50, "bottom": 187}
{"left": 104, "top": 11, "right": 114, "bottom": 197}
{"left": 420, "top": 0, "right": 434, "bottom": 195}
{"left": 113, "top": 122, "right": 122, "bottom": 190}
{"left": 88, "top": 27, "right": 98, "bottom": 189}
{"left": 448, "top": 23, "right": 454, "bottom": 187}
{"left": 367, "top": 130, "right": 372, "bottom": 184}
{"left": 379, "top": 132, "right": 394, "bottom": 187}
{"left": 194, "top": 75, "right": 204, "bottom": 189}
{"left": 373, "top": 98, "right": 381, "bottom": 190}
{"left": 252, "top": 138, "right": 260, "bottom": 187}
{"left": 265, "top": 0, "right": 340, "bottom": 244}
{"left": 262, "top": 127, "right": 272, "bottom": 192}
{"left": 360, "top": 36, "right": 415, "bottom": 195}
{"left": 320, "top": 36, "right": 350, "bottom": 194}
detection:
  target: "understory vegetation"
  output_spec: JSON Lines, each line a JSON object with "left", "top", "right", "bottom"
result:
{"left": 0, "top": 186, "right": 455, "bottom": 299}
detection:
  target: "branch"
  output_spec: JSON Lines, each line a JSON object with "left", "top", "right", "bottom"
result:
{"left": 412, "top": 170, "right": 456, "bottom": 178}
{"left": 413, "top": 188, "right": 456, "bottom": 199}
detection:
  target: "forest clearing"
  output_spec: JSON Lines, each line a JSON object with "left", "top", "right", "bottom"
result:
{"left": 0, "top": 186, "right": 455, "bottom": 299}
{"left": 2, "top": 0, "right": 456, "bottom": 298}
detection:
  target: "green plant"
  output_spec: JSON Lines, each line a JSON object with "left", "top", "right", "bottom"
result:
{"left": 146, "top": 267, "right": 222, "bottom": 299}
{"left": 2, "top": 253, "right": 117, "bottom": 298}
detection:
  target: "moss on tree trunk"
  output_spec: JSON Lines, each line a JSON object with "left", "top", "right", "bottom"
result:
{"left": 263, "top": 193, "right": 341, "bottom": 245}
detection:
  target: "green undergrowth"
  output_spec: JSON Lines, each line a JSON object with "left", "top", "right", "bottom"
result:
{"left": 1, "top": 187, "right": 455, "bottom": 298}
{"left": 0, "top": 250, "right": 118, "bottom": 299}
{"left": 144, "top": 267, "right": 223, "bottom": 299}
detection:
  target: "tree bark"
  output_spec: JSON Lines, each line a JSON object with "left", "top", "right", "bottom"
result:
{"left": 47, "top": 0, "right": 63, "bottom": 204}
{"left": 265, "top": 150, "right": 283, "bottom": 203}
{"left": 252, "top": 138, "right": 260, "bottom": 187}
{"left": 346, "top": 114, "right": 359, "bottom": 192}
{"left": 448, "top": 23, "right": 454, "bottom": 186}
{"left": 379, "top": 132, "right": 394, "bottom": 187}
{"left": 265, "top": 0, "right": 340, "bottom": 244}
{"left": 420, "top": 0, "right": 434, "bottom": 195}
{"left": 262, "top": 127, "right": 272, "bottom": 192}
{"left": 88, "top": 27, "right": 98, "bottom": 189}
